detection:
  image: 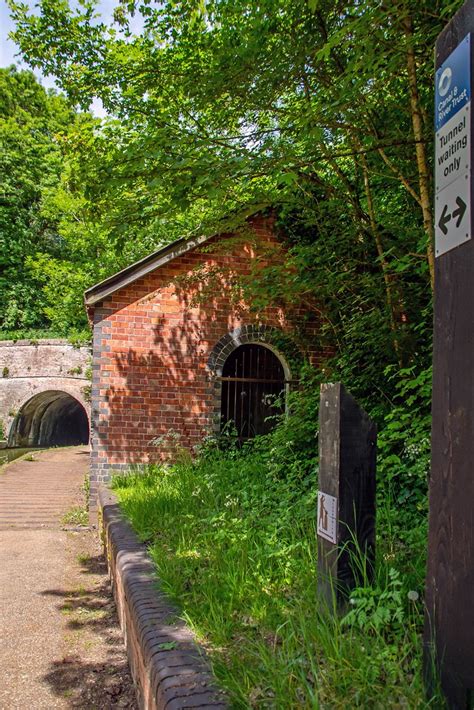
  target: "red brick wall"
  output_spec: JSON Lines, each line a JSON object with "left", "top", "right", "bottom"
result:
{"left": 89, "top": 215, "right": 325, "bottom": 507}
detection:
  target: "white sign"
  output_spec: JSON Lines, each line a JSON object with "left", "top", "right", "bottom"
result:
{"left": 435, "top": 175, "right": 470, "bottom": 256}
{"left": 435, "top": 103, "right": 471, "bottom": 256}
{"left": 317, "top": 491, "right": 338, "bottom": 544}
{"left": 435, "top": 103, "right": 470, "bottom": 195}
{"left": 435, "top": 39, "right": 472, "bottom": 257}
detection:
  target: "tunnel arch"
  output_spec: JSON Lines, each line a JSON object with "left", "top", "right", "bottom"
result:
{"left": 9, "top": 390, "right": 90, "bottom": 447}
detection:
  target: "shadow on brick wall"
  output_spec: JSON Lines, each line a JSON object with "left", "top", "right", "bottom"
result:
{"left": 91, "top": 231, "right": 319, "bottom": 472}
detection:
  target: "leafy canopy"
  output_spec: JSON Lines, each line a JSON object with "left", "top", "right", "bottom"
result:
{"left": 6, "top": 1, "right": 461, "bottom": 400}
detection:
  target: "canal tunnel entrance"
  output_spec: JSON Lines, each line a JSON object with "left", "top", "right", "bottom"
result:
{"left": 9, "top": 391, "right": 89, "bottom": 447}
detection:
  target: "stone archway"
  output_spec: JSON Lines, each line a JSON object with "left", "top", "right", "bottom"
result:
{"left": 9, "top": 390, "right": 90, "bottom": 447}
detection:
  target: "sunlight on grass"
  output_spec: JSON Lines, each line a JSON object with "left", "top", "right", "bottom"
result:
{"left": 61, "top": 506, "right": 88, "bottom": 526}
{"left": 112, "top": 444, "right": 442, "bottom": 709}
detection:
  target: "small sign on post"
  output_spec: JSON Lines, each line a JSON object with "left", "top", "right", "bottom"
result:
{"left": 317, "top": 491, "right": 338, "bottom": 544}
{"left": 426, "top": 2, "right": 474, "bottom": 706}
{"left": 317, "top": 383, "right": 376, "bottom": 607}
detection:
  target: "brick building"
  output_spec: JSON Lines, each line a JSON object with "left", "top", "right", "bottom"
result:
{"left": 85, "top": 213, "right": 323, "bottom": 511}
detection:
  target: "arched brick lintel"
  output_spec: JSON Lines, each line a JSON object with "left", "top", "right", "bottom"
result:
{"left": 206, "top": 325, "right": 304, "bottom": 434}
{"left": 207, "top": 324, "right": 300, "bottom": 379}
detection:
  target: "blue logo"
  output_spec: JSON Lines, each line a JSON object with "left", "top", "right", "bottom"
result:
{"left": 438, "top": 67, "right": 452, "bottom": 97}
{"left": 435, "top": 34, "right": 471, "bottom": 131}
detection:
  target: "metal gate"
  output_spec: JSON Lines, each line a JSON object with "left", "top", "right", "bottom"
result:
{"left": 220, "top": 344, "right": 289, "bottom": 439}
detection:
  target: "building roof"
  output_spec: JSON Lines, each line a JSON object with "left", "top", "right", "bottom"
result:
{"left": 84, "top": 232, "right": 210, "bottom": 306}
{"left": 84, "top": 206, "right": 271, "bottom": 307}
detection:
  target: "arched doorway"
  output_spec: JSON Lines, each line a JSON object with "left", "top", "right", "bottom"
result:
{"left": 9, "top": 391, "right": 89, "bottom": 447}
{"left": 220, "top": 344, "right": 288, "bottom": 439}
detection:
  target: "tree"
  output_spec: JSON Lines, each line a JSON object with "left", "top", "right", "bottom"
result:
{"left": 0, "top": 66, "right": 77, "bottom": 332}
{"left": 7, "top": 0, "right": 462, "bottom": 397}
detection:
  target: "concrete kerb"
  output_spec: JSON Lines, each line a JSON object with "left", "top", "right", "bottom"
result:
{"left": 98, "top": 486, "right": 228, "bottom": 710}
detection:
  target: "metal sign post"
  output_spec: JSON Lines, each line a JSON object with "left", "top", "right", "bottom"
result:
{"left": 425, "top": 2, "right": 474, "bottom": 706}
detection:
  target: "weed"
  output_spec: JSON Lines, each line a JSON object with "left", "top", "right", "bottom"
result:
{"left": 82, "top": 473, "right": 90, "bottom": 509}
{"left": 111, "top": 363, "right": 441, "bottom": 706}
{"left": 62, "top": 474, "right": 90, "bottom": 527}
{"left": 77, "top": 552, "right": 91, "bottom": 565}
{"left": 113, "top": 439, "right": 441, "bottom": 708}
{"left": 81, "top": 384, "right": 92, "bottom": 403}
{"left": 62, "top": 506, "right": 88, "bottom": 526}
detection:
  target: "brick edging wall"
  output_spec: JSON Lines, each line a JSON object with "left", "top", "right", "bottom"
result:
{"left": 98, "top": 486, "right": 228, "bottom": 710}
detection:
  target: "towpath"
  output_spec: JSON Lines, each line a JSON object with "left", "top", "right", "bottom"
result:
{"left": 0, "top": 447, "right": 137, "bottom": 709}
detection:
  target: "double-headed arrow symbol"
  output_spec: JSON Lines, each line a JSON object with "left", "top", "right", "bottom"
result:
{"left": 439, "top": 196, "right": 467, "bottom": 235}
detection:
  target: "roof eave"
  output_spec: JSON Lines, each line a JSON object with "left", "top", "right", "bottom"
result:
{"left": 84, "top": 232, "right": 211, "bottom": 306}
{"left": 84, "top": 204, "right": 273, "bottom": 307}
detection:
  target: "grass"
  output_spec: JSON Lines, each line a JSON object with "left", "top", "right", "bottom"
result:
{"left": 62, "top": 473, "right": 90, "bottom": 527}
{"left": 62, "top": 506, "right": 89, "bottom": 526}
{"left": 112, "top": 442, "right": 443, "bottom": 709}
{"left": 77, "top": 552, "right": 91, "bottom": 565}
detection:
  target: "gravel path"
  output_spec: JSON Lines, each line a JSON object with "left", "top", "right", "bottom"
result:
{"left": 0, "top": 447, "right": 87, "bottom": 529}
{"left": 0, "top": 447, "right": 137, "bottom": 710}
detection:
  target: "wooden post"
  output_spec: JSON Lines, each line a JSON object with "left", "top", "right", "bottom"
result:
{"left": 425, "top": 3, "right": 474, "bottom": 706}
{"left": 317, "top": 383, "right": 376, "bottom": 606}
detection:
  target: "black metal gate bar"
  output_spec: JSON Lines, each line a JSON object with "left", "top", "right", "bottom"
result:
{"left": 220, "top": 344, "right": 289, "bottom": 439}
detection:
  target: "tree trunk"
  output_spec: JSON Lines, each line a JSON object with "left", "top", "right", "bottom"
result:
{"left": 358, "top": 149, "right": 403, "bottom": 364}
{"left": 402, "top": 11, "right": 435, "bottom": 289}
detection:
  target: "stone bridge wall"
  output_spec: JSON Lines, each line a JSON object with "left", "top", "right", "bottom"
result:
{"left": 0, "top": 339, "right": 91, "bottom": 442}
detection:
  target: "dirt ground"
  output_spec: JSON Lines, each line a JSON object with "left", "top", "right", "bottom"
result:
{"left": 0, "top": 447, "right": 138, "bottom": 710}
{"left": 43, "top": 527, "right": 138, "bottom": 709}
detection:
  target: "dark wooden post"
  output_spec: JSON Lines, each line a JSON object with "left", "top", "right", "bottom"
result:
{"left": 425, "top": 3, "right": 474, "bottom": 706}
{"left": 317, "top": 383, "right": 376, "bottom": 606}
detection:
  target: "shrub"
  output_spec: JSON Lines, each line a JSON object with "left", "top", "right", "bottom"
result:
{"left": 112, "top": 366, "right": 439, "bottom": 707}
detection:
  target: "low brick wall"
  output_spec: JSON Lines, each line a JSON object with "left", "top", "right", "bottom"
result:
{"left": 98, "top": 487, "right": 228, "bottom": 709}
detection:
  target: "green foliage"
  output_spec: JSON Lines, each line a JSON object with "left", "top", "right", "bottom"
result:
{"left": 2, "top": 12, "right": 448, "bottom": 702}
{"left": 109, "top": 334, "right": 436, "bottom": 705}
{"left": 0, "top": 328, "right": 66, "bottom": 341}
{"left": 81, "top": 384, "right": 92, "bottom": 403}
{"left": 202, "top": 362, "right": 321, "bottom": 481}
{"left": 0, "top": 66, "right": 76, "bottom": 333}
{"left": 112, "top": 405, "right": 438, "bottom": 707}
{"left": 341, "top": 568, "right": 406, "bottom": 636}
{"left": 82, "top": 471, "right": 90, "bottom": 511}
{"left": 61, "top": 473, "right": 90, "bottom": 526}
{"left": 378, "top": 364, "right": 432, "bottom": 510}
{"left": 7, "top": 0, "right": 461, "bottom": 374}
{"left": 61, "top": 505, "right": 88, "bottom": 526}
{"left": 0, "top": 66, "right": 155, "bottom": 338}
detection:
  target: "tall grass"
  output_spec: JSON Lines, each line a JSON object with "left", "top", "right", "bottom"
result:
{"left": 112, "top": 439, "right": 442, "bottom": 709}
